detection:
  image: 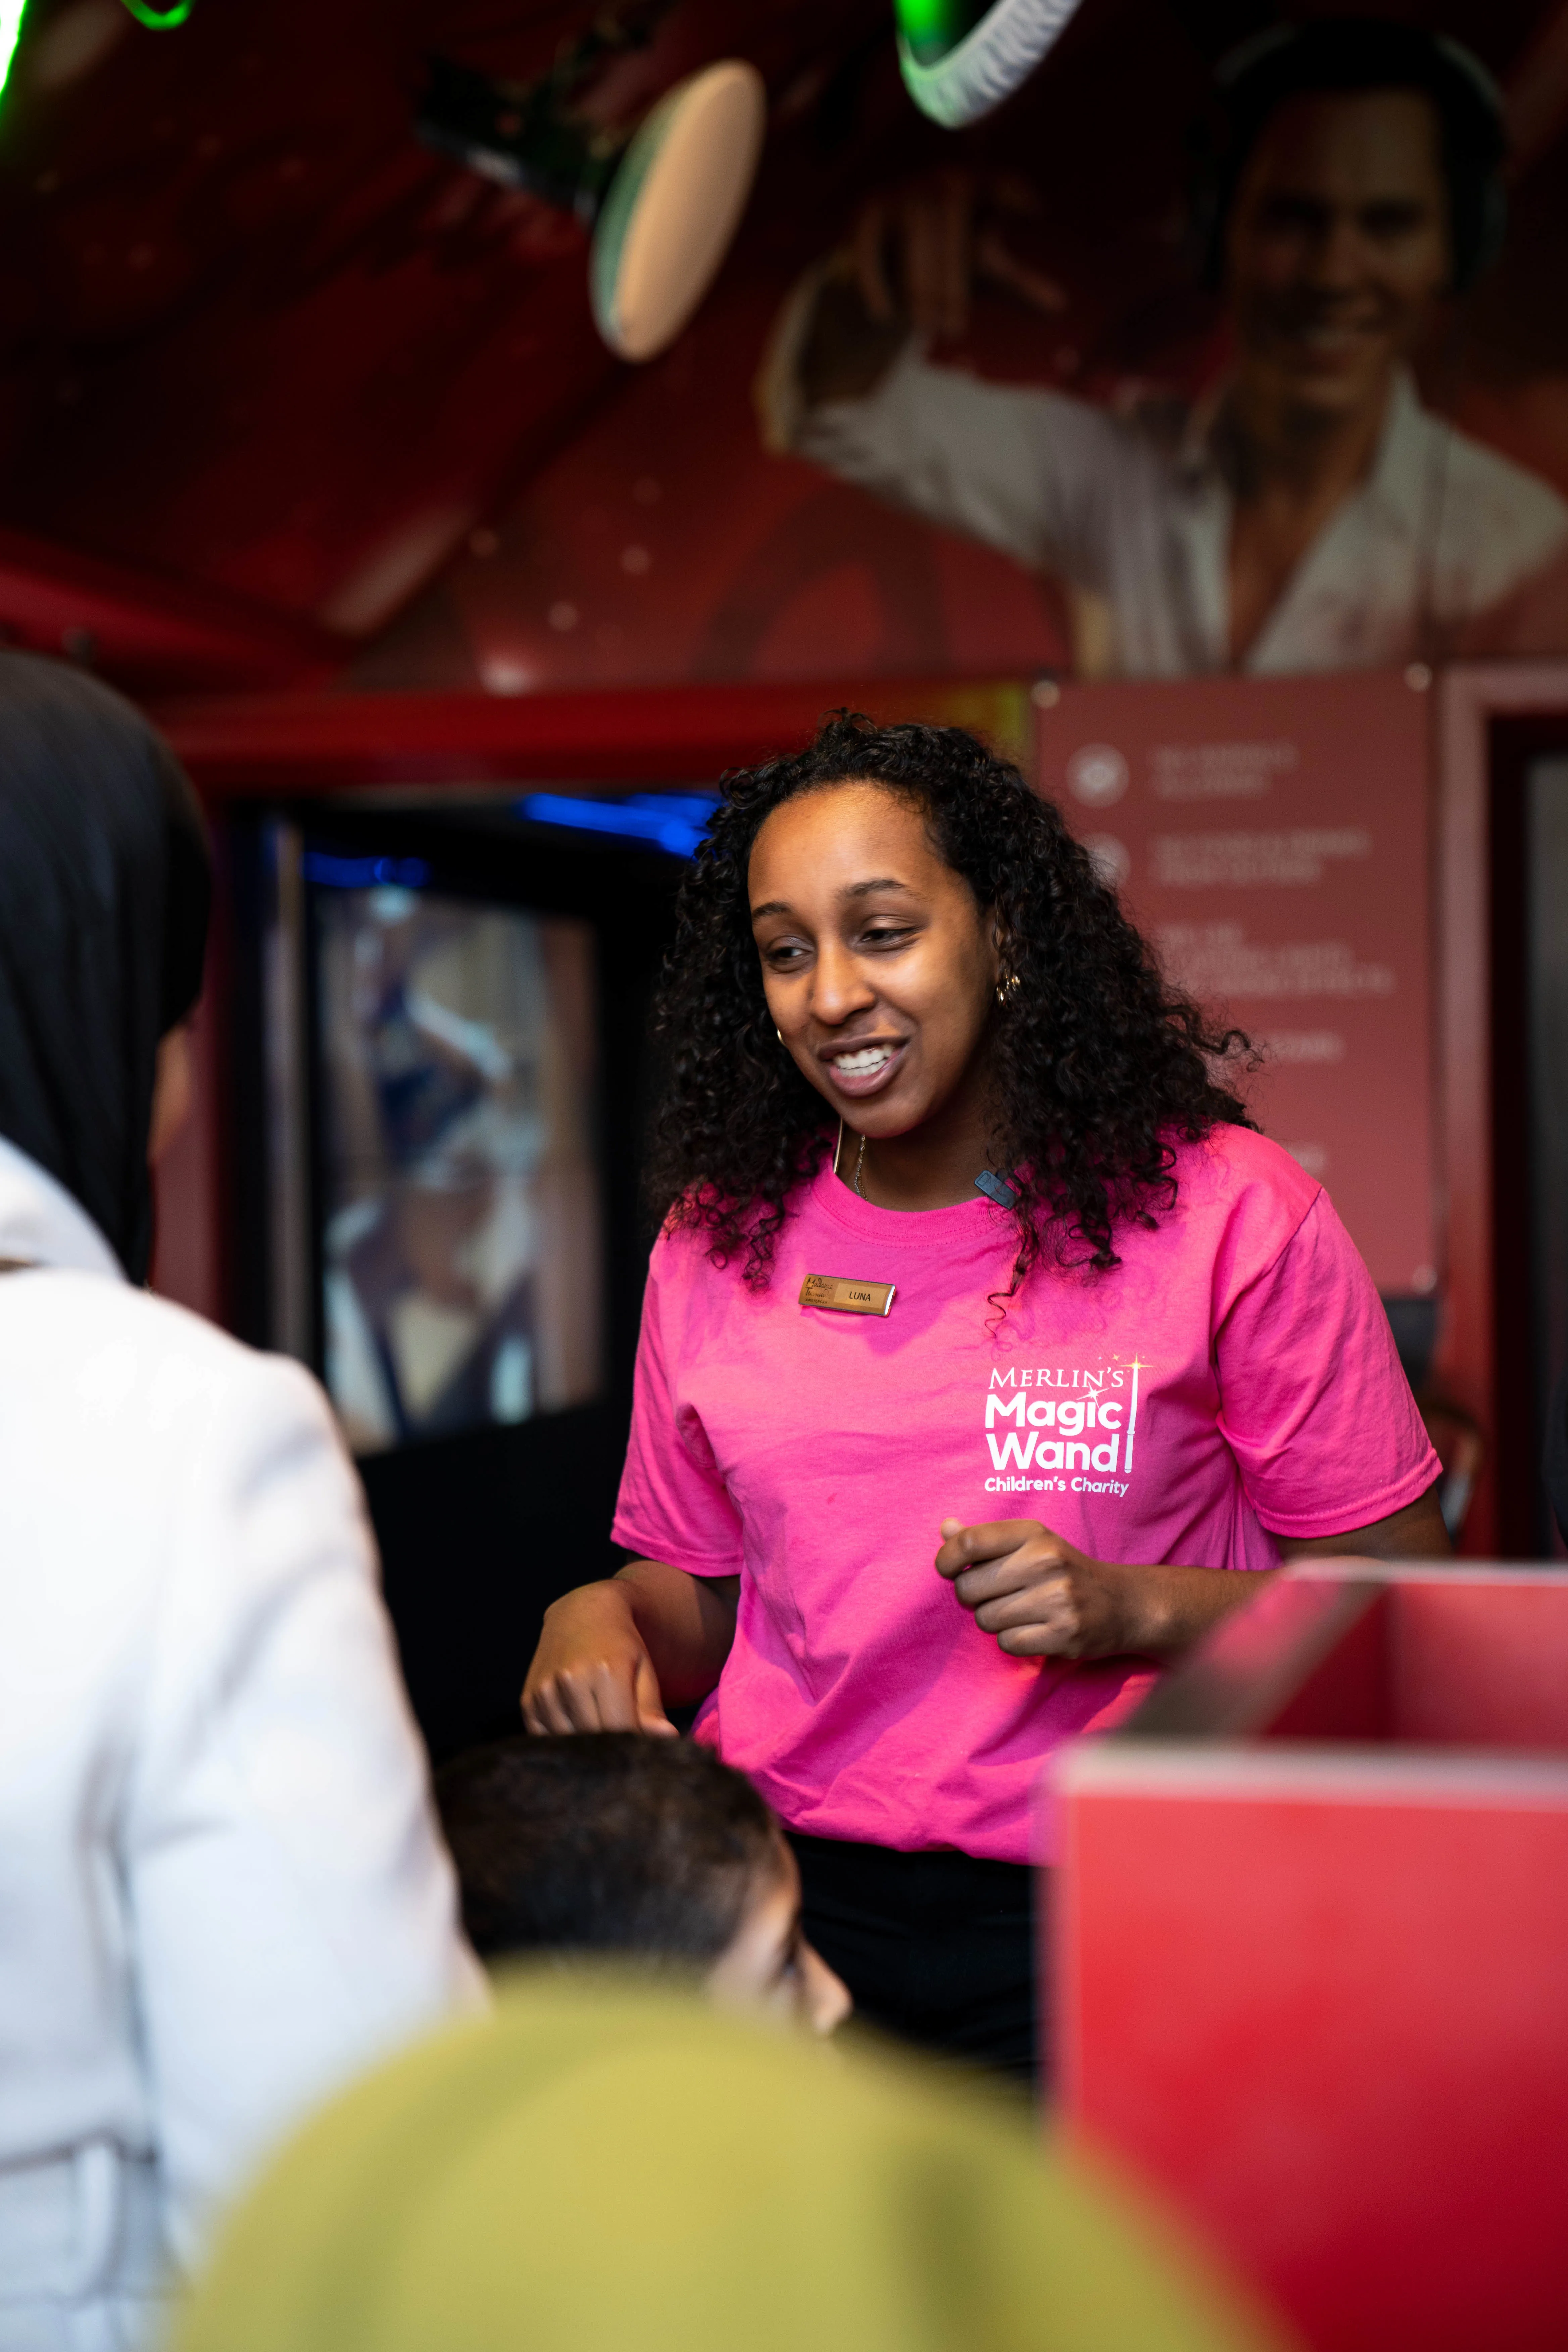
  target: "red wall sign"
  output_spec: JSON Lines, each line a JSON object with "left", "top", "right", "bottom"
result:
{"left": 1036, "top": 670, "right": 1434, "bottom": 1297}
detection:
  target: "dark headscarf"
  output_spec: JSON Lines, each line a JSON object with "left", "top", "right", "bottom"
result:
{"left": 0, "top": 653, "right": 210, "bottom": 1283}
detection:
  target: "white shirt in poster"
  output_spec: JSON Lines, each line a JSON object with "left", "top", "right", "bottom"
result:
{"left": 783, "top": 342, "right": 1568, "bottom": 676}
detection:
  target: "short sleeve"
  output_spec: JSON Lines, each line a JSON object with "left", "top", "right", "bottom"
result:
{"left": 1215, "top": 1191, "right": 1441, "bottom": 1540}
{"left": 611, "top": 1242, "right": 746, "bottom": 1579}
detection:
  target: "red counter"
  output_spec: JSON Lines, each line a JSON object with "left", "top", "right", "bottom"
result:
{"left": 1052, "top": 1567, "right": 1568, "bottom": 2352}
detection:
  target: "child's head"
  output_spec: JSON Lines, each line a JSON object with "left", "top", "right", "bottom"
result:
{"left": 436, "top": 1733, "right": 850, "bottom": 2036}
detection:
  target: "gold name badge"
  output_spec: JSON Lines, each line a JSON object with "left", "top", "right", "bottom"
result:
{"left": 799, "top": 1273, "right": 896, "bottom": 1318}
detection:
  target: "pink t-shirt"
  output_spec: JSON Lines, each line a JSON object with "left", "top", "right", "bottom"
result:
{"left": 612, "top": 1125, "right": 1439, "bottom": 1865}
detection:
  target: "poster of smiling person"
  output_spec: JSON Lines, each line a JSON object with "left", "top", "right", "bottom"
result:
{"left": 760, "top": 18, "right": 1568, "bottom": 678}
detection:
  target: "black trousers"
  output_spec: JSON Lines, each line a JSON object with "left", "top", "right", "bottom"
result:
{"left": 790, "top": 1832, "right": 1044, "bottom": 2089}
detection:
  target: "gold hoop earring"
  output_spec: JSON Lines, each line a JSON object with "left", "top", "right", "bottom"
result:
{"left": 775, "top": 1025, "right": 785, "bottom": 1043}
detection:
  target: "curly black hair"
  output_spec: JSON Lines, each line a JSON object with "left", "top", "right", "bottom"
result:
{"left": 645, "top": 714, "right": 1253, "bottom": 1290}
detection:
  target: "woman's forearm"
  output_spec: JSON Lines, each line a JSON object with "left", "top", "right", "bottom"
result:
{"left": 614, "top": 1560, "right": 739, "bottom": 1703}
{"left": 1118, "top": 1561, "right": 1275, "bottom": 1659}
{"left": 1130, "top": 1487, "right": 1453, "bottom": 1656}
{"left": 1111, "top": 1485, "right": 1454, "bottom": 1661}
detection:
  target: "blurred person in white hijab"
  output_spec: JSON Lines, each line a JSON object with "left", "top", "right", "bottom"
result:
{"left": 0, "top": 653, "right": 480, "bottom": 2351}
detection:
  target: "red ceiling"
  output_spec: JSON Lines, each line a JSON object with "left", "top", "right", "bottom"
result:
{"left": 0, "top": 0, "right": 1559, "bottom": 695}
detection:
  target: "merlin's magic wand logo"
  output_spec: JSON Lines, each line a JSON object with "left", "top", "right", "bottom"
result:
{"left": 980, "top": 1360, "right": 1143, "bottom": 1498}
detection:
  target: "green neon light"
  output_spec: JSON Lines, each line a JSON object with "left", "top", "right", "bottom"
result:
{"left": 0, "top": 0, "right": 28, "bottom": 99}
{"left": 893, "top": 0, "right": 987, "bottom": 66}
{"left": 0, "top": 0, "right": 194, "bottom": 103}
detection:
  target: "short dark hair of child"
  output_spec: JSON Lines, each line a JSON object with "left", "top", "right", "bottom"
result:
{"left": 435, "top": 1733, "right": 784, "bottom": 1966}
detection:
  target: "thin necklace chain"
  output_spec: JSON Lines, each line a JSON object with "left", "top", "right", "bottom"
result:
{"left": 845, "top": 1123, "right": 1011, "bottom": 1209}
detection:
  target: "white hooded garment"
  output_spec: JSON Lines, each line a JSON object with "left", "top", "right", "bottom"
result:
{"left": 0, "top": 1136, "right": 481, "bottom": 2352}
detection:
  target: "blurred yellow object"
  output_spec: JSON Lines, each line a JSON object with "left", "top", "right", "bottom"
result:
{"left": 168, "top": 1970, "right": 1289, "bottom": 2352}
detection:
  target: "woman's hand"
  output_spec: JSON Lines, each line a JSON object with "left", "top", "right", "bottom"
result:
{"left": 522, "top": 1582, "right": 678, "bottom": 1737}
{"left": 934, "top": 1518, "right": 1259, "bottom": 1662}
{"left": 520, "top": 1561, "right": 740, "bottom": 1736}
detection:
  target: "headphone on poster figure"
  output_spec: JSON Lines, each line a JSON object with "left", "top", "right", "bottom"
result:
{"left": 896, "top": 0, "right": 1086, "bottom": 127}
{"left": 1190, "top": 19, "right": 1509, "bottom": 296}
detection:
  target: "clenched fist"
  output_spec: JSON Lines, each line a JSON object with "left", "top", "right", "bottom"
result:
{"left": 935, "top": 1519, "right": 1258, "bottom": 1662}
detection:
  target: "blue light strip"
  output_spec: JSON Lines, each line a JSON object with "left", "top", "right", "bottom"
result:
{"left": 623, "top": 792, "right": 724, "bottom": 825}
{"left": 302, "top": 852, "right": 432, "bottom": 890}
{"left": 516, "top": 790, "right": 720, "bottom": 859}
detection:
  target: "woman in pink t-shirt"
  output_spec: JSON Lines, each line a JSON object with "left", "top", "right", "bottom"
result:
{"left": 523, "top": 715, "right": 1444, "bottom": 2082}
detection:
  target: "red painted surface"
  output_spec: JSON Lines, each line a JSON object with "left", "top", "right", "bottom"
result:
{"left": 156, "top": 674, "right": 1034, "bottom": 792}
{"left": 1037, "top": 671, "right": 1435, "bottom": 1296}
{"left": 0, "top": 0, "right": 1141, "bottom": 664}
{"left": 1, "top": 0, "right": 1561, "bottom": 693}
{"left": 1252, "top": 1577, "right": 1568, "bottom": 1747}
{"left": 352, "top": 271, "right": 1073, "bottom": 694}
{"left": 0, "top": 0, "right": 635, "bottom": 631}
{"left": 1054, "top": 1569, "right": 1568, "bottom": 2352}
{"left": 1261, "top": 1596, "right": 1389, "bottom": 1742}
{"left": 1060, "top": 1781, "right": 1568, "bottom": 2352}
{"left": 1392, "top": 1577, "right": 1568, "bottom": 1747}
{"left": 0, "top": 524, "right": 334, "bottom": 692}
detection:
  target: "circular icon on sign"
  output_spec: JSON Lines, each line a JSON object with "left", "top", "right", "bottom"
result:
{"left": 1083, "top": 834, "right": 1130, "bottom": 891}
{"left": 1067, "top": 742, "right": 1129, "bottom": 806}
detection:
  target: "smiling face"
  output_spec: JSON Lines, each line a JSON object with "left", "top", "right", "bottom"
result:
{"left": 1227, "top": 88, "right": 1451, "bottom": 424}
{"left": 748, "top": 782, "right": 1000, "bottom": 1143}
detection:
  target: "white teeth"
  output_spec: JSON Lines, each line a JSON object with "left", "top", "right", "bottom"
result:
{"left": 833, "top": 1046, "right": 893, "bottom": 1074}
